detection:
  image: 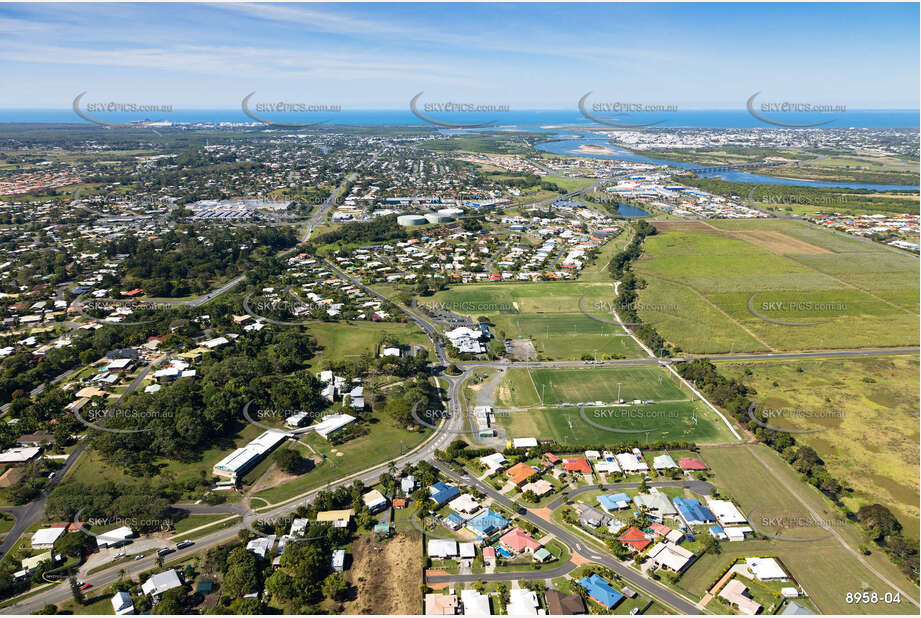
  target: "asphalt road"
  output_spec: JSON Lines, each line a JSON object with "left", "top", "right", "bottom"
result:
{"left": 458, "top": 347, "right": 920, "bottom": 370}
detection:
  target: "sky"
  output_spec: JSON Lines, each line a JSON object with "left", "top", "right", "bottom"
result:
{"left": 0, "top": 2, "right": 918, "bottom": 110}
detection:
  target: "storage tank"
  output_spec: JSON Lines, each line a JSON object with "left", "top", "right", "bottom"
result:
{"left": 437, "top": 207, "right": 464, "bottom": 216}
{"left": 397, "top": 214, "right": 428, "bottom": 226}
{"left": 424, "top": 213, "right": 454, "bottom": 224}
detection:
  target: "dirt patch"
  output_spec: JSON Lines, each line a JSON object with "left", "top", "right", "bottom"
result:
{"left": 652, "top": 221, "right": 716, "bottom": 234}
{"left": 729, "top": 230, "right": 833, "bottom": 255}
{"left": 570, "top": 551, "right": 591, "bottom": 566}
{"left": 247, "top": 464, "right": 296, "bottom": 494}
{"left": 529, "top": 507, "right": 554, "bottom": 521}
{"left": 507, "top": 339, "right": 537, "bottom": 361}
{"left": 344, "top": 533, "right": 422, "bottom": 614}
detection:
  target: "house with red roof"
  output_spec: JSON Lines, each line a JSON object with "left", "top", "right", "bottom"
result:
{"left": 543, "top": 452, "right": 561, "bottom": 465}
{"left": 617, "top": 526, "right": 652, "bottom": 552}
{"left": 678, "top": 457, "right": 708, "bottom": 471}
{"left": 499, "top": 528, "right": 542, "bottom": 555}
{"left": 506, "top": 462, "right": 538, "bottom": 486}
{"left": 564, "top": 457, "right": 593, "bottom": 474}
{"left": 482, "top": 546, "right": 496, "bottom": 565}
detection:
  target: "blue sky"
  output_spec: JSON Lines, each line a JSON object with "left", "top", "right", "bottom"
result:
{"left": 1, "top": 2, "right": 918, "bottom": 109}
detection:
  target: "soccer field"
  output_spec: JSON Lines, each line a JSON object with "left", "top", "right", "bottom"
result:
{"left": 498, "top": 400, "right": 736, "bottom": 445}
{"left": 526, "top": 365, "right": 688, "bottom": 405}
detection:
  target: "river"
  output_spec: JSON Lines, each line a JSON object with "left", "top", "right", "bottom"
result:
{"left": 535, "top": 136, "right": 920, "bottom": 191}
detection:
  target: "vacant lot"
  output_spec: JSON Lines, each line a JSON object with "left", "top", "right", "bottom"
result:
{"left": 633, "top": 219, "right": 919, "bottom": 353}
{"left": 719, "top": 355, "right": 920, "bottom": 537}
{"left": 693, "top": 444, "right": 918, "bottom": 614}
{"left": 344, "top": 533, "right": 422, "bottom": 615}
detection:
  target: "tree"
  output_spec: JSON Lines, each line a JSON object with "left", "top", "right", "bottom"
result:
{"left": 322, "top": 573, "right": 348, "bottom": 601}
{"left": 276, "top": 448, "right": 304, "bottom": 474}
{"left": 857, "top": 504, "right": 902, "bottom": 541}
{"left": 153, "top": 587, "right": 186, "bottom": 615}
{"left": 68, "top": 577, "right": 85, "bottom": 606}
{"left": 222, "top": 547, "right": 263, "bottom": 598}
{"left": 264, "top": 569, "right": 296, "bottom": 603}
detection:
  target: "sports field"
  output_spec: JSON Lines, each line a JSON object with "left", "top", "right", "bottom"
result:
{"left": 691, "top": 445, "right": 919, "bottom": 614}
{"left": 718, "top": 355, "right": 920, "bottom": 537}
{"left": 634, "top": 219, "right": 919, "bottom": 353}
{"left": 525, "top": 365, "right": 687, "bottom": 405}
{"left": 421, "top": 282, "right": 647, "bottom": 359}
{"left": 498, "top": 400, "right": 735, "bottom": 446}
{"left": 493, "top": 366, "right": 739, "bottom": 445}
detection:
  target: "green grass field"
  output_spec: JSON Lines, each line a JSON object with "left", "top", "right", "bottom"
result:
{"left": 691, "top": 444, "right": 919, "bottom": 614}
{"left": 498, "top": 400, "right": 734, "bottom": 446}
{"left": 718, "top": 355, "right": 920, "bottom": 537}
{"left": 526, "top": 366, "right": 688, "bottom": 405}
{"left": 421, "top": 282, "right": 647, "bottom": 360}
{"left": 635, "top": 219, "right": 919, "bottom": 353}
{"left": 307, "top": 320, "right": 432, "bottom": 366}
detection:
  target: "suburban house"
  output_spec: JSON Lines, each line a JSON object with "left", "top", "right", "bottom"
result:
{"left": 633, "top": 492, "right": 678, "bottom": 516}
{"left": 563, "top": 457, "right": 592, "bottom": 475}
{"left": 427, "top": 539, "right": 458, "bottom": 558}
{"left": 448, "top": 494, "right": 480, "bottom": 514}
{"left": 466, "top": 509, "right": 509, "bottom": 538}
{"left": 578, "top": 573, "right": 624, "bottom": 610}
{"left": 647, "top": 541, "right": 695, "bottom": 572}
{"left": 719, "top": 579, "right": 762, "bottom": 615}
{"left": 498, "top": 527, "right": 542, "bottom": 555}
{"left": 545, "top": 588, "right": 585, "bottom": 615}
{"left": 425, "top": 592, "right": 458, "bottom": 615}
{"left": 460, "top": 588, "right": 491, "bottom": 615}
{"left": 362, "top": 489, "right": 388, "bottom": 513}
{"left": 141, "top": 570, "right": 183, "bottom": 600}
{"left": 617, "top": 526, "right": 652, "bottom": 552}
{"left": 430, "top": 481, "right": 461, "bottom": 507}
{"left": 111, "top": 591, "right": 135, "bottom": 615}
{"left": 316, "top": 509, "right": 353, "bottom": 527}
{"left": 505, "top": 462, "right": 538, "bottom": 486}
{"left": 30, "top": 527, "right": 65, "bottom": 549}
{"left": 673, "top": 497, "right": 717, "bottom": 525}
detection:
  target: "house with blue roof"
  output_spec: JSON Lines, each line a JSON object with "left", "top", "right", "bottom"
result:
{"left": 673, "top": 497, "right": 716, "bottom": 525}
{"left": 598, "top": 493, "right": 632, "bottom": 511}
{"left": 429, "top": 481, "right": 461, "bottom": 507}
{"left": 579, "top": 573, "right": 624, "bottom": 609}
{"left": 444, "top": 513, "right": 465, "bottom": 531}
{"left": 466, "top": 509, "right": 509, "bottom": 537}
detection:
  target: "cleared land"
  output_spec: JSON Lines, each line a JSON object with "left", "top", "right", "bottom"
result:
{"left": 422, "top": 282, "right": 647, "bottom": 360}
{"left": 718, "top": 355, "right": 920, "bottom": 537}
{"left": 343, "top": 533, "right": 422, "bottom": 615}
{"left": 689, "top": 444, "right": 918, "bottom": 614}
{"left": 634, "top": 219, "right": 919, "bottom": 353}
